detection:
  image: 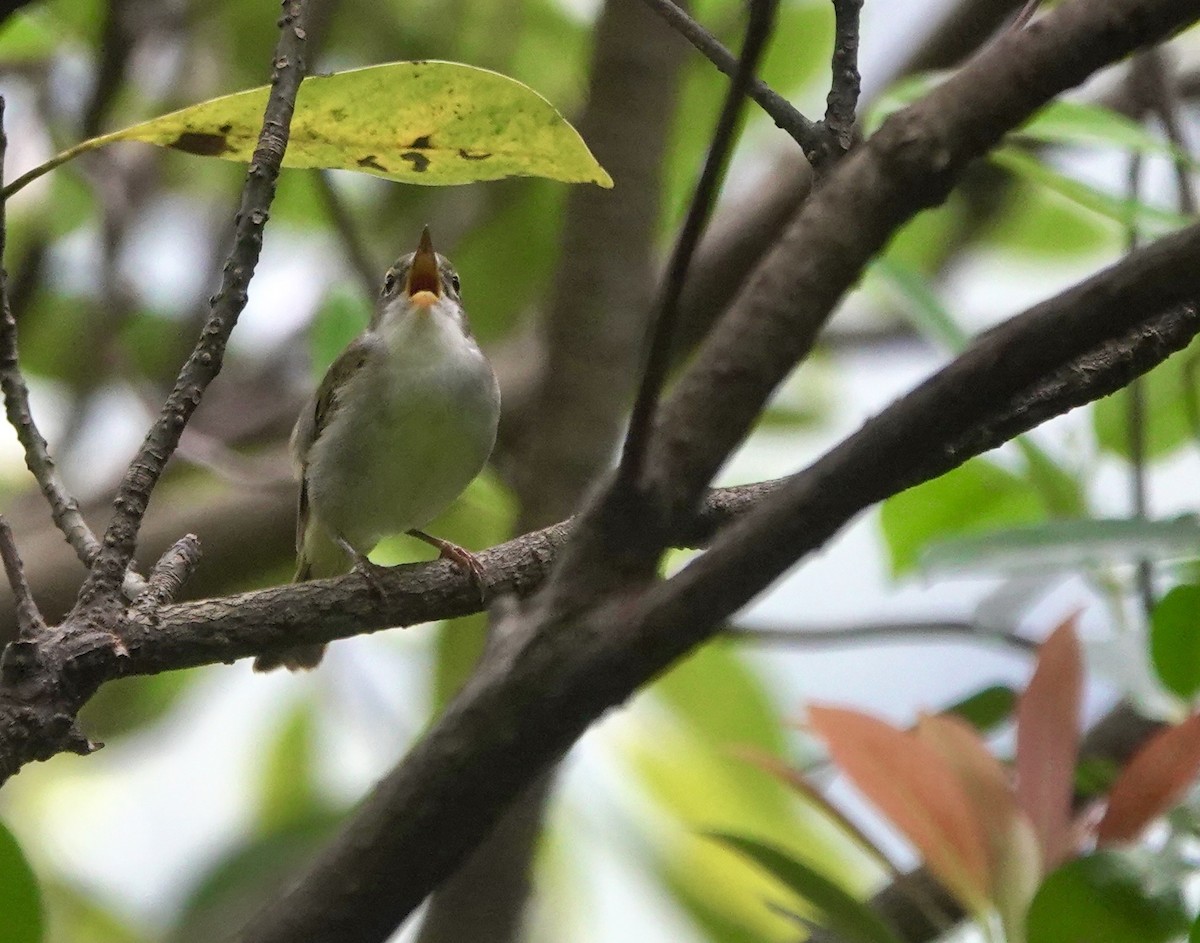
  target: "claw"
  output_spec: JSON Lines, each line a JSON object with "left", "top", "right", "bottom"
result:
{"left": 408, "top": 530, "right": 488, "bottom": 603}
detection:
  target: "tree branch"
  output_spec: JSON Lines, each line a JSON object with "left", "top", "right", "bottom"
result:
{"left": 620, "top": 0, "right": 779, "bottom": 486}
{"left": 0, "top": 516, "right": 43, "bottom": 639}
{"left": 0, "top": 0, "right": 311, "bottom": 785}
{"left": 821, "top": 0, "right": 863, "bottom": 152}
{"left": 729, "top": 620, "right": 1037, "bottom": 653}
{"left": 644, "top": 0, "right": 1200, "bottom": 533}
{"left": 79, "top": 2, "right": 310, "bottom": 601}
{"left": 233, "top": 227, "right": 1200, "bottom": 942}
{"left": 0, "top": 99, "right": 102, "bottom": 572}
{"left": 637, "top": 0, "right": 823, "bottom": 158}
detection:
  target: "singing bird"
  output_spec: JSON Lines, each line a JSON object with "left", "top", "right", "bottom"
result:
{"left": 255, "top": 228, "right": 501, "bottom": 672}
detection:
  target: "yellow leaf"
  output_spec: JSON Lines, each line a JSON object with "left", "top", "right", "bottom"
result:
{"left": 5, "top": 61, "right": 612, "bottom": 197}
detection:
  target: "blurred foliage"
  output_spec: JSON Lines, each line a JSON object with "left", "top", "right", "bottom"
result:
{"left": 2, "top": 1, "right": 1200, "bottom": 942}
{"left": 1095, "top": 349, "right": 1200, "bottom": 459}
{"left": 0, "top": 819, "right": 42, "bottom": 943}
{"left": 880, "top": 457, "right": 1048, "bottom": 575}
{"left": 1150, "top": 583, "right": 1200, "bottom": 700}
{"left": 1027, "top": 852, "right": 1191, "bottom": 943}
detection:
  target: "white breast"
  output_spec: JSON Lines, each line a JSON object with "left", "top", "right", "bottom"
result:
{"left": 305, "top": 300, "right": 500, "bottom": 552}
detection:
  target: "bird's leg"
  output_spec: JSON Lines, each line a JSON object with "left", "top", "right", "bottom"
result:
{"left": 407, "top": 529, "right": 488, "bottom": 602}
{"left": 336, "top": 535, "right": 390, "bottom": 601}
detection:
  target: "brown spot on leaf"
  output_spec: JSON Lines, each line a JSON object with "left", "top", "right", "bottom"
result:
{"left": 357, "top": 155, "right": 386, "bottom": 172}
{"left": 400, "top": 151, "right": 430, "bottom": 173}
{"left": 458, "top": 149, "right": 491, "bottom": 161}
{"left": 170, "top": 131, "right": 230, "bottom": 156}
{"left": 218, "top": 123, "right": 233, "bottom": 134}
{"left": 409, "top": 135, "right": 433, "bottom": 149}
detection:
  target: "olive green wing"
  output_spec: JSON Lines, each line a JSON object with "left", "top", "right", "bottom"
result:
{"left": 290, "top": 336, "right": 376, "bottom": 561}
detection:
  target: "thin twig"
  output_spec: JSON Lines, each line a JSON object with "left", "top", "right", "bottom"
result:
{"left": 619, "top": 0, "right": 779, "bottom": 489}
{"left": 132, "top": 534, "right": 202, "bottom": 619}
{"left": 821, "top": 0, "right": 863, "bottom": 153}
{"left": 1134, "top": 49, "right": 1197, "bottom": 214}
{"left": 0, "top": 98, "right": 102, "bottom": 569}
{"left": 313, "top": 169, "right": 379, "bottom": 302}
{"left": 0, "top": 515, "right": 44, "bottom": 638}
{"left": 729, "top": 619, "right": 1038, "bottom": 652}
{"left": 80, "top": 1, "right": 311, "bottom": 603}
{"left": 1125, "top": 151, "right": 1154, "bottom": 618}
{"left": 1011, "top": 0, "right": 1044, "bottom": 30}
{"left": 637, "top": 0, "right": 823, "bottom": 159}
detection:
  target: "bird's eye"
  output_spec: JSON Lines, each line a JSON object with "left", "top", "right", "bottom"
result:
{"left": 449, "top": 273, "right": 461, "bottom": 294}
{"left": 382, "top": 272, "right": 396, "bottom": 296}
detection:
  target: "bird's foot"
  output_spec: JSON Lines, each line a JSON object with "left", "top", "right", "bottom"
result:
{"left": 408, "top": 529, "right": 488, "bottom": 603}
{"left": 337, "top": 536, "right": 390, "bottom": 602}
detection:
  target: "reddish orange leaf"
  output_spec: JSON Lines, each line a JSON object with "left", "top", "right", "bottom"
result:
{"left": 808, "top": 705, "right": 991, "bottom": 911}
{"left": 736, "top": 745, "right": 904, "bottom": 877}
{"left": 915, "top": 714, "right": 1031, "bottom": 884}
{"left": 1097, "top": 713, "right": 1200, "bottom": 844}
{"left": 1016, "top": 616, "right": 1082, "bottom": 867}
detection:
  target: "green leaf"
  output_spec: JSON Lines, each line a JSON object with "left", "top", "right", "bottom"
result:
{"left": 945, "top": 685, "right": 1018, "bottom": 734}
{"left": 169, "top": 817, "right": 342, "bottom": 943}
{"left": 990, "top": 148, "right": 1191, "bottom": 235}
{"left": 1027, "top": 852, "right": 1190, "bottom": 943}
{"left": 986, "top": 180, "right": 1114, "bottom": 259}
{"left": 77, "top": 672, "right": 197, "bottom": 742}
{"left": 431, "top": 611, "right": 488, "bottom": 711}
{"left": 6, "top": 61, "right": 612, "bottom": 197}
{"left": 1015, "top": 100, "right": 1194, "bottom": 164}
{"left": 1150, "top": 584, "right": 1200, "bottom": 700}
{"left": 0, "top": 12, "right": 58, "bottom": 62}
{"left": 709, "top": 834, "right": 904, "bottom": 943}
{"left": 257, "top": 702, "right": 327, "bottom": 832}
{"left": 1015, "top": 439, "right": 1086, "bottom": 518}
{"left": 449, "top": 179, "right": 564, "bottom": 343}
{"left": 655, "top": 638, "right": 788, "bottom": 756}
{"left": 309, "top": 286, "right": 371, "bottom": 378}
{"left": 921, "top": 517, "right": 1200, "bottom": 578}
{"left": 868, "top": 256, "right": 968, "bottom": 352}
{"left": 1094, "top": 349, "right": 1200, "bottom": 459}
{"left": 0, "top": 820, "right": 43, "bottom": 943}
{"left": 880, "top": 458, "right": 1045, "bottom": 576}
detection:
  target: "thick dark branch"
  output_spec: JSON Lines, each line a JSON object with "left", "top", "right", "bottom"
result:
{"left": 234, "top": 228, "right": 1200, "bottom": 943}
{"left": 645, "top": 0, "right": 1200, "bottom": 534}
{"left": 80, "top": 3, "right": 310, "bottom": 601}
{"left": 637, "top": 0, "right": 823, "bottom": 157}
{"left": 0, "top": 101, "right": 102, "bottom": 572}
{"left": 102, "top": 220, "right": 1200, "bottom": 674}
{"left": 620, "top": 0, "right": 778, "bottom": 486}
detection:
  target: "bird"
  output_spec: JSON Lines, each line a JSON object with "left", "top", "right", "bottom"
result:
{"left": 254, "top": 227, "right": 501, "bottom": 672}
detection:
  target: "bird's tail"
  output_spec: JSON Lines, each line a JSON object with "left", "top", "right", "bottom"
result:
{"left": 252, "top": 552, "right": 331, "bottom": 673}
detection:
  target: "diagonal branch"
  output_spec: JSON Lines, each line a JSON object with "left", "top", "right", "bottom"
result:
{"left": 229, "top": 214, "right": 1200, "bottom": 942}
{"left": 79, "top": 2, "right": 311, "bottom": 602}
{"left": 0, "top": 100, "right": 102, "bottom": 572}
{"left": 0, "top": 516, "right": 43, "bottom": 639}
{"left": 643, "top": 0, "right": 1200, "bottom": 535}
{"left": 620, "top": 0, "right": 779, "bottom": 486}
{"left": 637, "top": 0, "right": 823, "bottom": 158}
{"left": 0, "top": 0, "right": 312, "bottom": 785}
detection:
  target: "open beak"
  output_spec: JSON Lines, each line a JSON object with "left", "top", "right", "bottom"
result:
{"left": 406, "top": 226, "right": 440, "bottom": 308}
